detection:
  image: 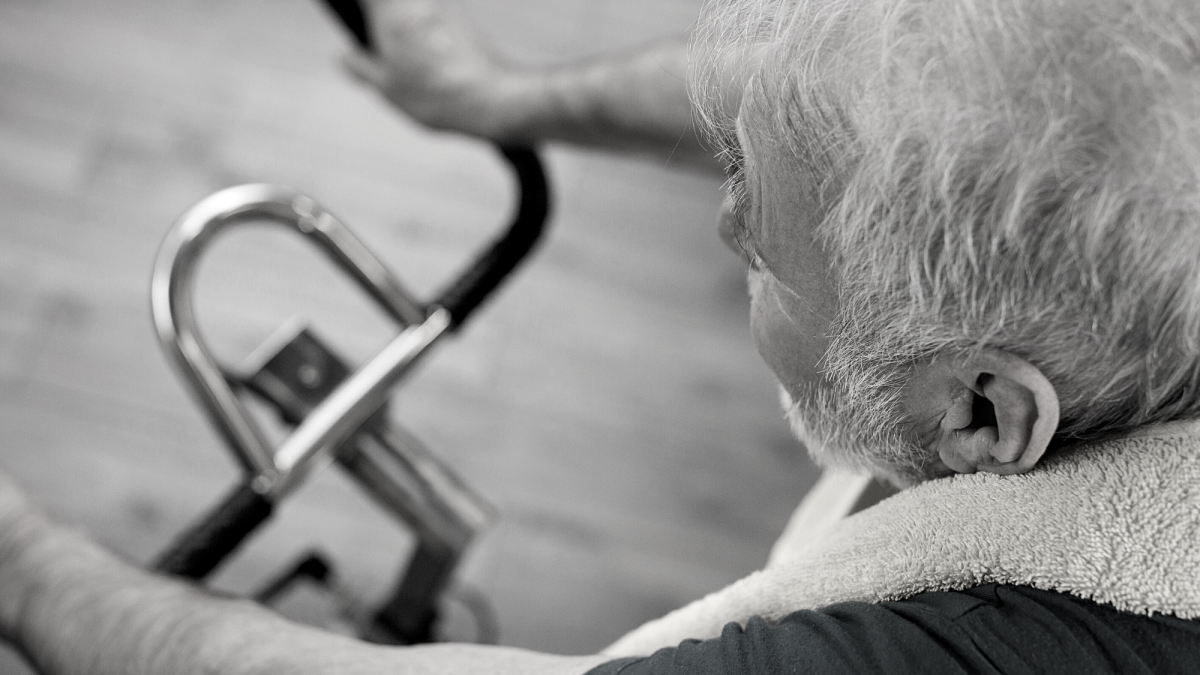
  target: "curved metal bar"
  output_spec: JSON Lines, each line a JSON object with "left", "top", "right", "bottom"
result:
{"left": 435, "top": 146, "right": 549, "bottom": 331}
{"left": 150, "top": 184, "right": 426, "bottom": 476}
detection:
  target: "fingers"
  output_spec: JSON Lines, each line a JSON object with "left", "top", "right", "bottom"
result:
{"left": 371, "top": 0, "right": 442, "bottom": 33}
{"left": 342, "top": 50, "right": 387, "bottom": 88}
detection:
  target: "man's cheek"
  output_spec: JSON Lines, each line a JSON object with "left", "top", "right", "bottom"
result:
{"left": 746, "top": 266, "right": 765, "bottom": 304}
{"left": 751, "top": 269, "right": 837, "bottom": 401}
{"left": 748, "top": 269, "right": 780, "bottom": 366}
{"left": 750, "top": 275, "right": 803, "bottom": 393}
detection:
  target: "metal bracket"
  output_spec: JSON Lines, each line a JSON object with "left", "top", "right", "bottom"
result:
{"left": 237, "top": 323, "right": 492, "bottom": 642}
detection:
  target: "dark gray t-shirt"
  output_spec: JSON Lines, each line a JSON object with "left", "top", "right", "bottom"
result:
{"left": 587, "top": 584, "right": 1200, "bottom": 674}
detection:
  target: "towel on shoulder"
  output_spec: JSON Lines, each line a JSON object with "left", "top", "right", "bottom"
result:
{"left": 604, "top": 420, "right": 1200, "bottom": 657}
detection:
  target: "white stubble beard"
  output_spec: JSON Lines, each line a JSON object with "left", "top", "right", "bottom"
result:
{"left": 777, "top": 380, "right": 932, "bottom": 488}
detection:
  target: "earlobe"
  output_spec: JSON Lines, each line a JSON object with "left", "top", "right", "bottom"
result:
{"left": 934, "top": 350, "right": 1060, "bottom": 476}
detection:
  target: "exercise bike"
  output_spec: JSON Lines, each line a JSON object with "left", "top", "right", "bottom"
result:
{"left": 148, "top": 0, "right": 548, "bottom": 645}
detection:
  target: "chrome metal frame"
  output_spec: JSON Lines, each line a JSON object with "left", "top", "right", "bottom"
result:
{"left": 153, "top": 184, "right": 433, "bottom": 489}
{"left": 151, "top": 181, "right": 490, "bottom": 551}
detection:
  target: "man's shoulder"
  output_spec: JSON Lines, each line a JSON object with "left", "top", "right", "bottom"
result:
{"left": 894, "top": 584, "right": 1200, "bottom": 674}
{"left": 587, "top": 584, "right": 1200, "bottom": 675}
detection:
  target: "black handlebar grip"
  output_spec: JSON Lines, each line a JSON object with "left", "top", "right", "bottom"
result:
{"left": 152, "top": 481, "right": 274, "bottom": 580}
{"left": 317, "top": 0, "right": 552, "bottom": 330}
{"left": 320, "top": 0, "right": 373, "bottom": 50}
{"left": 433, "top": 146, "right": 549, "bottom": 329}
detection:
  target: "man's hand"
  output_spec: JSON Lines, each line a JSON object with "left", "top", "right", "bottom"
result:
{"left": 341, "top": 0, "right": 721, "bottom": 169}
{"left": 343, "top": 0, "right": 532, "bottom": 141}
{"left": 0, "top": 471, "right": 39, "bottom": 642}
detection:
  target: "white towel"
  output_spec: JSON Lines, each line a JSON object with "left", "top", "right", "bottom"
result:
{"left": 603, "top": 420, "right": 1200, "bottom": 657}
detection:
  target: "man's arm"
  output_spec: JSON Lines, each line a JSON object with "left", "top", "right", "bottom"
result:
{"left": 343, "top": 0, "right": 719, "bottom": 170}
{"left": 0, "top": 479, "right": 608, "bottom": 675}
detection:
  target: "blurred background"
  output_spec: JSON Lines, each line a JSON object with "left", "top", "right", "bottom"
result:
{"left": 0, "top": 0, "right": 819, "bottom": 668}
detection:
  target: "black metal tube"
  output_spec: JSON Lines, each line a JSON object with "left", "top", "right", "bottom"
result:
{"left": 320, "top": 0, "right": 373, "bottom": 50}
{"left": 434, "top": 145, "right": 549, "bottom": 329}
{"left": 152, "top": 480, "right": 274, "bottom": 580}
{"left": 319, "top": 0, "right": 551, "bottom": 330}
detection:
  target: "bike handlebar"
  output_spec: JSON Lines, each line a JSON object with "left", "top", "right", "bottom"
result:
{"left": 151, "top": 0, "right": 550, "bottom": 582}
{"left": 319, "top": 0, "right": 550, "bottom": 331}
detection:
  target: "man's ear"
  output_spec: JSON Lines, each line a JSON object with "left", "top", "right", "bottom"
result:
{"left": 912, "top": 349, "right": 1060, "bottom": 476}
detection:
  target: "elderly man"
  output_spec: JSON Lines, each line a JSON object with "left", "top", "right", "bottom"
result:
{"left": 1, "top": 0, "right": 1198, "bottom": 672}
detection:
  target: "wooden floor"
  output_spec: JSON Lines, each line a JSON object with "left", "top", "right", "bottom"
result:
{"left": 0, "top": 0, "right": 820, "bottom": 666}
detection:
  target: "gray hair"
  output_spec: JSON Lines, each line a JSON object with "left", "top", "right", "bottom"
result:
{"left": 694, "top": 0, "right": 1200, "bottom": 444}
